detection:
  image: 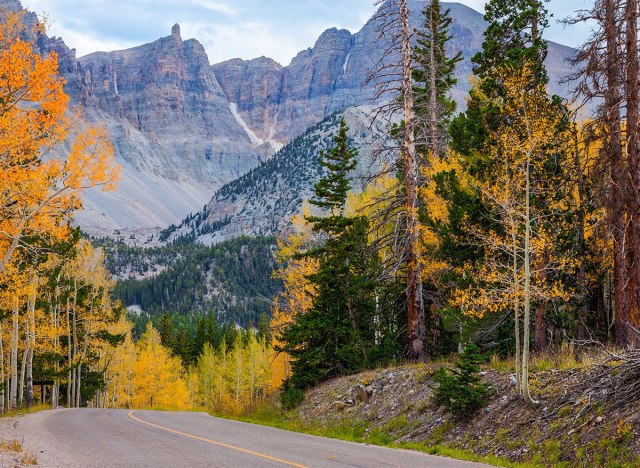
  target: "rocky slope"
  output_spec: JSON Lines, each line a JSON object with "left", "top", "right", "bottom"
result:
{"left": 63, "top": 24, "right": 273, "bottom": 237}
{"left": 168, "top": 106, "right": 389, "bottom": 244}
{"left": 4, "top": 0, "right": 579, "bottom": 241}
{"left": 290, "top": 355, "right": 640, "bottom": 466}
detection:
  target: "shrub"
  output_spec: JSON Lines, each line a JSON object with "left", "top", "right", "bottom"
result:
{"left": 280, "top": 384, "right": 305, "bottom": 410}
{"left": 433, "top": 344, "right": 492, "bottom": 417}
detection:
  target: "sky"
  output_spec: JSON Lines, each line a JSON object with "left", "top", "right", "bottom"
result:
{"left": 23, "top": 0, "right": 593, "bottom": 66}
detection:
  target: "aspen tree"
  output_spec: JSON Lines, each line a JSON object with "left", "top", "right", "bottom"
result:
{"left": 0, "top": 11, "right": 119, "bottom": 275}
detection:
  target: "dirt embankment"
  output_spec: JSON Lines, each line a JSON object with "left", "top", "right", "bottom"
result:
{"left": 296, "top": 358, "right": 640, "bottom": 467}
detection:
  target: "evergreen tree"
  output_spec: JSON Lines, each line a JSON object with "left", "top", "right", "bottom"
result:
{"left": 278, "top": 119, "right": 377, "bottom": 392}
{"left": 411, "top": 0, "right": 462, "bottom": 355}
{"left": 413, "top": 0, "right": 462, "bottom": 159}
{"left": 158, "top": 311, "right": 175, "bottom": 349}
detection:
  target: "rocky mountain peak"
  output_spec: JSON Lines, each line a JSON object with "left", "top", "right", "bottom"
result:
{"left": 171, "top": 23, "right": 181, "bottom": 40}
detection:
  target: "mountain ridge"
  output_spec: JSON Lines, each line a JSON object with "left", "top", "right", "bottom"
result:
{"left": 2, "top": 0, "right": 579, "bottom": 243}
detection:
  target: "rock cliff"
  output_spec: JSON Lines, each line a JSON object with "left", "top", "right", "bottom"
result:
{"left": 211, "top": 1, "right": 576, "bottom": 150}
{"left": 2, "top": 0, "right": 579, "bottom": 240}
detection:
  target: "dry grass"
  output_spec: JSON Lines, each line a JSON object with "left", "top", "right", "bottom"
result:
{"left": 0, "top": 438, "right": 23, "bottom": 453}
{"left": 0, "top": 403, "right": 50, "bottom": 419}
{"left": 20, "top": 452, "right": 38, "bottom": 465}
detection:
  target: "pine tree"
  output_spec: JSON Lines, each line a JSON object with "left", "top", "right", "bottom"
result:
{"left": 413, "top": 0, "right": 462, "bottom": 161}
{"left": 277, "top": 119, "right": 377, "bottom": 393}
{"left": 158, "top": 312, "right": 175, "bottom": 349}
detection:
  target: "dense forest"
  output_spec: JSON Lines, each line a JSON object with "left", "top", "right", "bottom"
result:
{"left": 94, "top": 236, "right": 281, "bottom": 332}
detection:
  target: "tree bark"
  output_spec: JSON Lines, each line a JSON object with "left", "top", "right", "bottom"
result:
{"left": 10, "top": 299, "right": 18, "bottom": 410}
{"left": 522, "top": 152, "right": 538, "bottom": 407}
{"left": 25, "top": 278, "right": 36, "bottom": 408}
{"left": 66, "top": 297, "right": 72, "bottom": 407}
{"left": 400, "top": 0, "right": 427, "bottom": 362}
{"left": 624, "top": 0, "right": 640, "bottom": 345}
{"left": 604, "top": 0, "right": 629, "bottom": 347}
{"left": 0, "top": 320, "right": 4, "bottom": 413}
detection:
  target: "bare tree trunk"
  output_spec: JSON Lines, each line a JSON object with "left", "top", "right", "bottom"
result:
{"left": 25, "top": 278, "right": 36, "bottom": 408}
{"left": 511, "top": 221, "right": 522, "bottom": 395}
{"left": 66, "top": 297, "right": 72, "bottom": 407}
{"left": 19, "top": 328, "right": 26, "bottom": 406}
{"left": 604, "top": 0, "right": 629, "bottom": 348}
{"left": 0, "top": 321, "right": 4, "bottom": 413}
{"left": 71, "top": 279, "right": 79, "bottom": 408}
{"left": 400, "top": 0, "right": 427, "bottom": 362}
{"left": 427, "top": 1, "right": 439, "bottom": 161}
{"left": 624, "top": 0, "right": 640, "bottom": 344}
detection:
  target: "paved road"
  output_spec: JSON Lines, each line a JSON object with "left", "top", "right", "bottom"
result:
{"left": 3, "top": 409, "right": 494, "bottom": 467}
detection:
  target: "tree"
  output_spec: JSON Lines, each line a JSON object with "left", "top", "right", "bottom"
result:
{"left": 413, "top": 0, "right": 462, "bottom": 162}
{"left": 454, "top": 62, "right": 576, "bottom": 406}
{"left": 277, "top": 119, "right": 377, "bottom": 391}
{"left": 158, "top": 312, "right": 175, "bottom": 349}
{"left": 569, "top": 0, "right": 640, "bottom": 346}
{"left": 130, "top": 323, "right": 189, "bottom": 410}
{"left": 0, "top": 10, "right": 119, "bottom": 276}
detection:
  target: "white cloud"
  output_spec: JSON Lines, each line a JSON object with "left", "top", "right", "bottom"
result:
{"left": 22, "top": 0, "right": 594, "bottom": 65}
{"left": 190, "top": 0, "right": 237, "bottom": 15}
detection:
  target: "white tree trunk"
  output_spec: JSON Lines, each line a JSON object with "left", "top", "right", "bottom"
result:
{"left": 10, "top": 300, "right": 19, "bottom": 410}
{"left": 521, "top": 152, "right": 538, "bottom": 406}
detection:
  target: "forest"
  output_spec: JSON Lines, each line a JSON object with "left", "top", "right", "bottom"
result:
{"left": 2, "top": 2, "right": 640, "bottom": 464}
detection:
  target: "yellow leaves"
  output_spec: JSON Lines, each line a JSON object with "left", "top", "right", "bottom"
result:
{"left": 105, "top": 323, "right": 190, "bottom": 410}
{"left": 129, "top": 324, "right": 189, "bottom": 410}
{"left": 0, "top": 10, "right": 120, "bottom": 275}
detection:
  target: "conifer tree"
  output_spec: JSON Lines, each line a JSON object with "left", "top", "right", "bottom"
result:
{"left": 413, "top": 0, "right": 462, "bottom": 161}
{"left": 277, "top": 119, "right": 377, "bottom": 391}
{"left": 158, "top": 312, "right": 174, "bottom": 349}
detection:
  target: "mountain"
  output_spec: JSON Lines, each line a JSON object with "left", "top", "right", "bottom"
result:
{"left": 211, "top": 1, "right": 577, "bottom": 154}
{"left": 3, "top": 0, "right": 578, "bottom": 242}
{"left": 60, "top": 24, "right": 276, "bottom": 238}
{"left": 167, "top": 106, "right": 389, "bottom": 244}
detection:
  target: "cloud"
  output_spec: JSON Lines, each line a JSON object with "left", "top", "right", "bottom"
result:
{"left": 22, "top": 0, "right": 593, "bottom": 65}
{"left": 190, "top": 0, "right": 236, "bottom": 15}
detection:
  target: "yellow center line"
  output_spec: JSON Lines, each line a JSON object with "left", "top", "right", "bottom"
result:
{"left": 127, "top": 410, "right": 309, "bottom": 468}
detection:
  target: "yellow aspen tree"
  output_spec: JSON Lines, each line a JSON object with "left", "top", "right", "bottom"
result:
{"left": 454, "top": 63, "right": 576, "bottom": 406}
{"left": 131, "top": 323, "right": 188, "bottom": 410}
{"left": 0, "top": 11, "right": 119, "bottom": 276}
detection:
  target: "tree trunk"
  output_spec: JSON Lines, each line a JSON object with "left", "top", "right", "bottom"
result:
{"left": 66, "top": 297, "right": 72, "bottom": 407}
{"left": 0, "top": 320, "right": 4, "bottom": 413}
{"left": 511, "top": 222, "right": 522, "bottom": 395}
{"left": 428, "top": 0, "right": 439, "bottom": 161}
{"left": 605, "top": 0, "right": 628, "bottom": 347}
{"left": 10, "top": 299, "right": 18, "bottom": 410}
{"left": 400, "top": 0, "right": 427, "bottom": 362}
{"left": 624, "top": 0, "right": 640, "bottom": 345}
{"left": 19, "top": 334, "right": 27, "bottom": 406}
{"left": 522, "top": 152, "right": 538, "bottom": 407}
{"left": 25, "top": 278, "right": 36, "bottom": 408}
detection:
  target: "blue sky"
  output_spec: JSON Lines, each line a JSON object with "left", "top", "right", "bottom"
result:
{"left": 23, "top": 0, "right": 592, "bottom": 65}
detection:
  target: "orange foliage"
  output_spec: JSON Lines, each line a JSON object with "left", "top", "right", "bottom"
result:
{"left": 0, "top": 10, "right": 119, "bottom": 275}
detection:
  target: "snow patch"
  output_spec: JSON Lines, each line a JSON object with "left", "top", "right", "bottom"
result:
{"left": 266, "top": 111, "right": 283, "bottom": 152}
{"left": 342, "top": 51, "right": 351, "bottom": 74}
{"left": 229, "top": 103, "right": 264, "bottom": 146}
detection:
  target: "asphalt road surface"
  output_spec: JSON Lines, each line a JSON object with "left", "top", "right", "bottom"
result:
{"left": 3, "top": 409, "right": 494, "bottom": 467}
